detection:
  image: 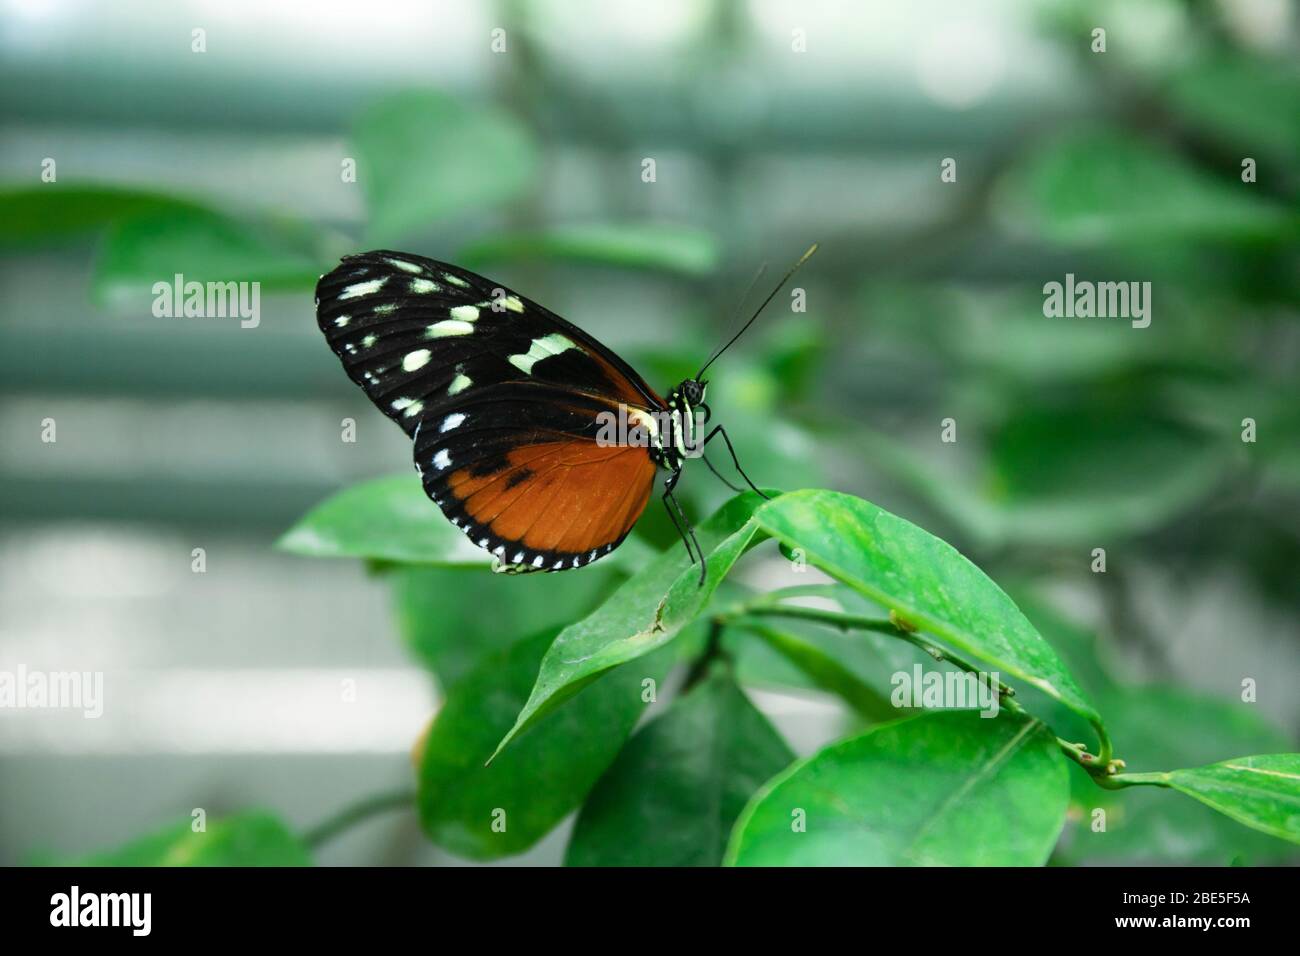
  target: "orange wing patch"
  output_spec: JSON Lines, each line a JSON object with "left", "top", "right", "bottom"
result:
{"left": 447, "top": 439, "right": 656, "bottom": 565}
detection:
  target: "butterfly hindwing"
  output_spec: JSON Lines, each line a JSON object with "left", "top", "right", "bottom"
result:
{"left": 314, "top": 251, "right": 665, "bottom": 570}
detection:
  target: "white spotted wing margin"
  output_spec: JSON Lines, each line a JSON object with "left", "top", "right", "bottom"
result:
{"left": 313, "top": 250, "right": 668, "bottom": 571}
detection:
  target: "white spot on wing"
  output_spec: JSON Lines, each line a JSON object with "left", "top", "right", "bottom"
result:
{"left": 450, "top": 305, "right": 479, "bottom": 322}
{"left": 391, "top": 397, "right": 423, "bottom": 418}
{"left": 386, "top": 258, "right": 423, "bottom": 274}
{"left": 403, "top": 349, "right": 432, "bottom": 371}
{"left": 339, "top": 278, "right": 387, "bottom": 299}
{"left": 433, "top": 449, "right": 451, "bottom": 470}
{"left": 333, "top": 315, "right": 351, "bottom": 327}
{"left": 427, "top": 320, "right": 474, "bottom": 338}
{"left": 447, "top": 372, "right": 472, "bottom": 395}
{"left": 410, "top": 278, "right": 439, "bottom": 294}
{"left": 440, "top": 413, "right": 466, "bottom": 432}
{"left": 509, "top": 333, "right": 578, "bottom": 375}
{"left": 444, "top": 274, "right": 469, "bottom": 288}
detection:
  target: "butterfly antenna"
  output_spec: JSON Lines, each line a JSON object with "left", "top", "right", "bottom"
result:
{"left": 696, "top": 243, "right": 817, "bottom": 380}
{"left": 714, "top": 261, "right": 768, "bottom": 351}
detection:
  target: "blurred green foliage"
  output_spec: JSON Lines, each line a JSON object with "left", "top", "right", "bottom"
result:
{"left": 10, "top": 0, "right": 1297, "bottom": 867}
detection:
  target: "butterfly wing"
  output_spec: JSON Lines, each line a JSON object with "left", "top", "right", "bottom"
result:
{"left": 314, "top": 251, "right": 664, "bottom": 570}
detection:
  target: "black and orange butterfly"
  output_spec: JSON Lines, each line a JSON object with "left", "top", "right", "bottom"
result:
{"left": 314, "top": 246, "right": 815, "bottom": 582}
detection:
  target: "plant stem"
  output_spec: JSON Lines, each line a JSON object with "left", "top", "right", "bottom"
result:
{"left": 682, "top": 619, "right": 729, "bottom": 691}
{"left": 302, "top": 787, "right": 416, "bottom": 849}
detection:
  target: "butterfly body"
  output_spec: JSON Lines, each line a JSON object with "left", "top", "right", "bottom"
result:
{"left": 314, "top": 251, "right": 743, "bottom": 578}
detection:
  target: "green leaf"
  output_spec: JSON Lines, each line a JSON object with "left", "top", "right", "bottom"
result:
{"left": 725, "top": 710, "right": 1067, "bottom": 865}
{"left": 459, "top": 222, "right": 720, "bottom": 276}
{"left": 353, "top": 90, "right": 538, "bottom": 244}
{"left": 393, "top": 563, "right": 620, "bottom": 692}
{"left": 982, "top": 408, "right": 1225, "bottom": 546}
{"left": 417, "top": 630, "right": 674, "bottom": 860}
{"left": 1166, "top": 56, "right": 1300, "bottom": 160}
{"left": 752, "top": 490, "right": 1101, "bottom": 729}
{"left": 999, "top": 127, "right": 1296, "bottom": 245}
{"left": 732, "top": 619, "right": 900, "bottom": 722}
{"left": 1165, "top": 755, "right": 1300, "bottom": 845}
{"left": 565, "top": 666, "right": 794, "bottom": 866}
{"left": 490, "top": 492, "right": 770, "bottom": 760}
{"left": 92, "top": 207, "right": 336, "bottom": 306}
{"left": 53, "top": 811, "right": 311, "bottom": 866}
{"left": 0, "top": 185, "right": 206, "bottom": 248}
{"left": 1059, "top": 687, "right": 1295, "bottom": 865}
{"left": 278, "top": 474, "right": 489, "bottom": 566}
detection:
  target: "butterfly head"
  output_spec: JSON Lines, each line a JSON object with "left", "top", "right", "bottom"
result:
{"left": 677, "top": 378, "right": 706, "bottom": 408}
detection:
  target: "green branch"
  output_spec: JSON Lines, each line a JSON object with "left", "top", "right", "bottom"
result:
{"left": 301, "top": 788, "right": 416, "bottom": 849}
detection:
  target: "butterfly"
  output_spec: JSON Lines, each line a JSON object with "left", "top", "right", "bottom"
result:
{"left": 314, "top": 245, "right": 815, "bottom": 583}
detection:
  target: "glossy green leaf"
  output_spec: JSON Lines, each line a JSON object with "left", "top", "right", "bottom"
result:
{"left": 418, "top": 630, "right": 674, "bottom": 860}
{"left": 0, "top": 185, "right": 206, "bottom": 247}
{"left": 353, "top": 89, "right": 538, "bottom": 243}
{"left": 53, "top": 811, "right": 311, "bottom": 866}
{"left": 278, "top": 474, "right": 490, "bottom": 566}
{"left": 490, "top": 492, "right": 769, "bottom": 760}
{"left": 565, "top": 666, "right": 794, "bottom": 866}
{"left": 726, "top": 710, "right": 1067, "bottom": 866}
{"left": 1000, "top": 128, "right": 1295, "bottom": 245}
{"left": 92, "top": 207, "right": 336, "bottom": 305}
{"left": 1165, "top": 755, "right": 1300, "bottom": 845}
{"left": 1059, "top": 687, "right": 1295, "bottom": 865}
{"left": 752, "top": 490, "right": 1100, "bottom": 728}
{"left": 460, "top": 222, "right": 720, "bottom": 275}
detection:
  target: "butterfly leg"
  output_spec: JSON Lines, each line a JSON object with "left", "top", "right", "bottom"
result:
{"left": 663, "top": 472, "right": 707, "bottom": 585}
{"left": 702, "top": 453, "right": 745, "bottom": 493}
{"left": 703, "top": 425, "right": 771, "bottom": 500}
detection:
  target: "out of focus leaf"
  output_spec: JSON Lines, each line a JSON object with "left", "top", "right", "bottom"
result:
{"left": 726, "top": 711, "right": 1067, "bottom": 865}
{"left": 565, "top": 666, "right": 794, "bottom": 866}
{"left": 730, "top": 619, "right": 901, "bottom": 722}
{"left": 394, "top": 563, "right": 620, "bottom": 692}
{"left": 999, "top": 128, "right": 1296, "bottom": 245}
{"left": 278, "top": 474, "right": 489, "bottom": 566}
{"left": 855, "top": 404, "right": 1231, "bottom": 549}
{"left": 0, "top": 185, "right": 206, "bottom": 248}
{"left": 1166, "top": 56, "right": 1300, "bottom": 159}
{"left": 353, "top": 89, "right": 538, "bottom": 244}
{"left": 50, "top": 811, "right": 311, "bottom": 866}
{"left": 460, "top": 222, "right": 720, "bottom": 275}
{"left": 417, "top": 629, "right": 674, "bottom": 860}
{"left": 93, "top": 207, "right": 336, "bottom": 305}
{"left": 982, "top": 407, "right": 1227, "bottom": 545}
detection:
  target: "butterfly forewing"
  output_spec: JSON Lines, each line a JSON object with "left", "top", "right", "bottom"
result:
{"left": 314, "top": 251, "right": 665, "bottom": 570}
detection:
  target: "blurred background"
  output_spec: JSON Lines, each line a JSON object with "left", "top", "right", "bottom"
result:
{"left": 0, "top": 0, "right": 1296, "bottom": 865}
